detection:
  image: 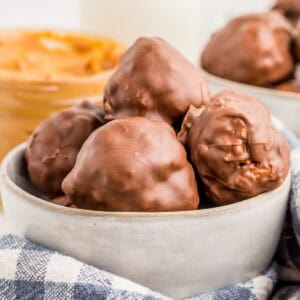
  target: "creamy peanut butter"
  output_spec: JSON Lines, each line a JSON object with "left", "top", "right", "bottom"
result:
{"left": 0, "top": 30, "right": 124, "bottom": 81}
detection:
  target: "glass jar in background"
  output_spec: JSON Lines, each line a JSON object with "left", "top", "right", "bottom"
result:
{"left": 0, "top": 29, "right": 124, "bottom": 161}
{"left": 0, "top": 77, "right": 100, "bottom": 160}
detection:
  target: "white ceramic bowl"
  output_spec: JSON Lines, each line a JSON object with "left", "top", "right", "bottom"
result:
{"left": 200, "top": 68, "right": 300, "bottom": 137}
{"left": 0, "top": 143, "right": 291, "bottom": 299}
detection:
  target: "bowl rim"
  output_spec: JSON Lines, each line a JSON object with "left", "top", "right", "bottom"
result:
{"left": 0, "top": 143, "right": 291, "bottom": 219}
{"left": 199, "top": 67, "right": 300, "bottom": 101}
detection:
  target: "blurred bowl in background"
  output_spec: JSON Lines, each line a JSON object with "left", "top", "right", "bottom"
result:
{"left": 200, "top": 67, "right": 300, "bottom": 136}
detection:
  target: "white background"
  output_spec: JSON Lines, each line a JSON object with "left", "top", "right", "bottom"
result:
{"left": 0, "top": 0, "right": 81, "bottom": 29}
{"left": 0, "top": 0, "right": 274, "bottom": 29}
{"left": 0, "top": 0, "right": 275, "bottom": 63}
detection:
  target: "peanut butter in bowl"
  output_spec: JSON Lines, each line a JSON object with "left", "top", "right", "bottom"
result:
{"left": 0, "top": 30, "right": 124, "bottom": 81}
{"left": 0, "top": 29, "right": 125, "bottom": 161}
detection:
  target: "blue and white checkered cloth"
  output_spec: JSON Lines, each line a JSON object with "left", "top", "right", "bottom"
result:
{"left": 0, "top": 234, "right": 166, "bottom": 300}
{"left": 0, "top": 118, "right": 299, "bottom": 300}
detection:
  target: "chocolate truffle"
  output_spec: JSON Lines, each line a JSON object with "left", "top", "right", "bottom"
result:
{"left": 104, "top": 37, "right": 210, "bottom": 127}
{"left": 273, "top": 0, "right": 300, "bottom": 25}
{"left": 62, "top": 117, "right": 199, "bottom": 212}
{"left": 180, "top": 90, "right": 290, "bottom": 205}
{"left": 26, "top": 101, "right": 105, "bottom": 196}
{"left": 201, "top": 12, "right": 294, "bottom": 86}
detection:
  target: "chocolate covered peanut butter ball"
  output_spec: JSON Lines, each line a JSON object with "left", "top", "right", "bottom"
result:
{"left": 180, "top": 90, "right": 290, "bottom": 205}
{"left": 26, "top": 101, "right": 105, "bottom": 196}
{"left": 62, "top": 117, "right": 199, "bottom": 212}
{"left": 201, "top": 12, "right": 294, "bottom": 86}
{"left": 104, "top": 37, "right": 210, "bottom": 127}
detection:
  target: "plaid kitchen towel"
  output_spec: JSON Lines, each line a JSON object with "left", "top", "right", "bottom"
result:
{"left": 0, "top": 118, "right": 299, "bottom": 300}
{"left": 0, "top": 234, "right": 167, "bottom": 300}
{"left": 0, "top": 235, "right": 279, "bottom": 300}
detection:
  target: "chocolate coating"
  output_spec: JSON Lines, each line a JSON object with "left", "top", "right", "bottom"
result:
{"left": 275, "top": 64, "right": 300, "bottom": 91}
{"left": 104, "top": 37, "right": 210, "bottom": 126}
{"left": 181, "top": 90, "right": 290, "bottom": 205}
{"left": 62, "top": 117, "right": 199, "bottom": 212}
{"left": 201, "top": 12, "right": 294, "bottom": 86}
{"left": 26, "top": 101, "right": 105, "bottom": 196}
{"left": 294, "top": 23, "right": 300, "bottom": 61}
